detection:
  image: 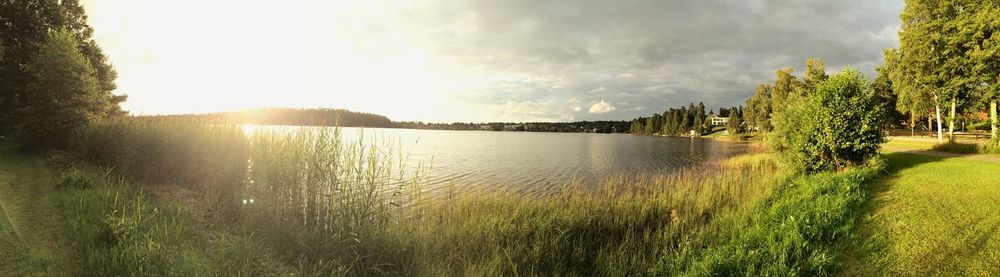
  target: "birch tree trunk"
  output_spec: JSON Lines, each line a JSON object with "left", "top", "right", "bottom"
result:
{"left": 991, "top": 101, "right": 997, "bottom": 139}
{"left": 910, "top": 111, "right": 915, "bottom": 137}
{"left": 948, "top": 98, "right": 956, "bottom": 142}
{"left": 928, "top": 115, "right": 933, "bottom": 137}
{"left": 935, "top": 97, "right": 943, "bottom": 144}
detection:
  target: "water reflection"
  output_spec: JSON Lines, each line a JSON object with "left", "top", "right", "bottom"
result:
{"left": 243, "top": 126, "right": 751, "bottom": 195}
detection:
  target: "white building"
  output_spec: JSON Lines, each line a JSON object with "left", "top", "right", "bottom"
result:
{"left": 708, "top": 114, "right": 729, "bottom": 126}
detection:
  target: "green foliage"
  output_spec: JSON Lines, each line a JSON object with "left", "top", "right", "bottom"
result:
{"left": 770, "top": 68, "right": 886, "bottom": 172}
{"left": 17, "top": 29, "right": 107, "bottom": 149}
{"left": 694, "top": 115, "right": 704, "bottom": 135}
{"left": 727, "top": 111, "right": 742, "bottom": 135}
{"left": 745, "top": 84, "right": 772, "bottom": 133}
{"left": 0, "top": 0, "right": 124, "bottom": 135}
{"left": 660, "top": 157, "right": 886, "bottom": 275}
{"left": 770, "top": 68, "right": 799, "bottom": 114}
{"left": 804, "top": 58, "right": 828, "bottom": 91}
{"left": 984, "top": 137, "right": 1000, "bottom": 154}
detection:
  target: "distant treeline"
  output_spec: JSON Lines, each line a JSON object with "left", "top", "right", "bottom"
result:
{"left": 397, "top": 121, "right": 630, "bottom": 133}
{"left": 144, "top": 108, "right": 630, "bottom": 133}
{"left": 141, "top": 108, "right": 395, "bottom": 128}
{"left": 629, "top": 102, "right": 745, "bottom": 136}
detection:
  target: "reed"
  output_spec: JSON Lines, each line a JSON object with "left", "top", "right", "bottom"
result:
{"left": 74, "top": 118, "right": 248, "bottom": 218}
{"left": 242, "top": 127, "right": 424, "bottom": 275}
{"left": 61, "top": 118, "right": 885, "bottom": 275}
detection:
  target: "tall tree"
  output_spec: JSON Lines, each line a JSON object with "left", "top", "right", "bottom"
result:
{"left": 694, "top": 115, "right": 704, "bottom": 135}
{"left": 745, "top": 84, "right": 773, "bottom": 133}
{"left": 0, "top": 0, "right": 125, "bottom": 135}
{"left": 968, "top": 2, "right": 1000, "bottom": 139}
{"left": 669, "top": 110, "right": 681, "bottom": 135}
{"left": 895, "top": 0, "right": 980, "bottom": 142}
{"left": 803, "top": 58, "right": 828, "bottom": 93}
{"left": 663, "top": 111, "right": 675, "bottom": 135}
{"left": 679, "top": 111, "right": 690, "bottom": 133}
{"left": 18, "top": 29, "right": 109, "bottom": 149}
{"left": 696, "top": 102, "right": 707, "bottom": 133}
{"left": 770, "top": 68, "right": 798, "bottom": 115}
{"left": 885, "top": 48, "right": 933, "bottom": 137}
{"left": 872, "top": 64, "right": 904, "bottom": 130}
{"left": 727, "top": 110, "right": 742, "bottom": 135}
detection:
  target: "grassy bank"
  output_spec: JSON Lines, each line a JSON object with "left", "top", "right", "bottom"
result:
{"left": 844, "top": 152, "right": 1000, "bottom": 275}
{"left": 0, "top": 143, "right": 286, "bottom": 276}
{"left": 1, "top": 118, "right": 893, "bottom": 275}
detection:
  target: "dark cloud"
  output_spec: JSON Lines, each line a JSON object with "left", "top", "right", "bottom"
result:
{"left": 403, "top": 0, "right": 903, "bottom": 121}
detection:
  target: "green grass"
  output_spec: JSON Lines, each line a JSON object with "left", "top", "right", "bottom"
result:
{"left": 0, "top": 144, "right": 73, "bottom": 276}
{"left": 886, "top": 136, "right": 1000, "bottom": 155}
{"left": 67, "top": 118, "right": 817, "bottom": 275}
{"left": 2, "top": 118, "right": 916, "bottom": 275}
{"left": 0, "top": 143, "right": 285, "bottom": 276}
{"left": 843, "top": 152, "right": 1000, "bottom": 275}
{"left": 401, "top": 154, "right": 789, "bottom": 275}
{"left": 658, "top": 156, "right": 886, "bottom": 275}
{"left": 883, "top": 139, "right": 937, "bottom": 150}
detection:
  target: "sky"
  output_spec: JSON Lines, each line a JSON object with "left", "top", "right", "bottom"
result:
{"left": 81, "top": 0, "right": 904, "bottom": 123}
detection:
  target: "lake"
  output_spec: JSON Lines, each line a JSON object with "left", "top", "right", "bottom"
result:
{"left": 246, "top": 126, "right": 753, "bottom": 195}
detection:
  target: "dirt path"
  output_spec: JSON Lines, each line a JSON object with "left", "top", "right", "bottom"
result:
{"left": 0, "top": 144, "right": 73, "bottom": 276}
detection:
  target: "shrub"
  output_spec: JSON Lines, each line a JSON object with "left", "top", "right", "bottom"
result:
{"left": 931, "top": 142, "right": 980, "bottom": 154}
{"left": 983, "top": 137, "right": 1000, "bottom": 154}
{"left": 770, "top": 68, "right": 886, "bottom": 172}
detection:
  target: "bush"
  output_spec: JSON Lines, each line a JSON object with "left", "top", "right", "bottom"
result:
{"left": 770, "top": 68, "right": 886, "bottom": 172}
{"left": 982, "top": 137, "right": 1000, "bottom": 154}
{"left": 931, "top": 142, "right": 980, "bottom": 154}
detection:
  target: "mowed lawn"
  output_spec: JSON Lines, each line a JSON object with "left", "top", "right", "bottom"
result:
{"left": 844, "top": 151, "right": 1000, "bottom": 275}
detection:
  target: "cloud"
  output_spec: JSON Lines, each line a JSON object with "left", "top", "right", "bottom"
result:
{"left": 573, "top": 106, "right": 582, "bottom": 112}
{"left": 588, "top": 100, "right": 616, "bottom": 114}
{"left": 400, "top": 0, "right": 904, "bottom": 121}
{"left": 86, "top": 0, "right": 906, "bottom": 122}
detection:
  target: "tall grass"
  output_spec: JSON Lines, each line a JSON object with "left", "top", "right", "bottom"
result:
{"left": 659, "top": 156, "right": 887, "bottom": 275}
{"left": 63, "top": 117, "right": 884, "bottom": 275}
{"left": 54, "top": 167, "right": 211, "bottom": 275}
{"left": 243, "top": 128, "right": 426, "bottom": 275}
{"left": 399, "top": 155, "right": 790, "bottom": 276}
{"left": 74, "top": 118, "right": 248, "bottom": 218}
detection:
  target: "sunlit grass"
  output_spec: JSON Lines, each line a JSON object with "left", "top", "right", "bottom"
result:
{"left": 44, "top": 118, "right": 891, "bottom": 275}
{"left": 843, "top": 153, "right": 1000, "bottom": 276}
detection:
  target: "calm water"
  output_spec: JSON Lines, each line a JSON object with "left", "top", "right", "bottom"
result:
{"left": 248, "top": 126, "right": 752, "bottom": 195}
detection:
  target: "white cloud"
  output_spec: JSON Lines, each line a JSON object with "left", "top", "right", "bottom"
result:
{"left": 588, "top": 100, "right": 616, "bottom": 114}
{"left": 573, "top": 106, "right": 582, "bottom": 112}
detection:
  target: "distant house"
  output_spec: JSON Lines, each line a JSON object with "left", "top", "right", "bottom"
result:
{"left": 708, "top": 114, "right": 729, "bottom": 126}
